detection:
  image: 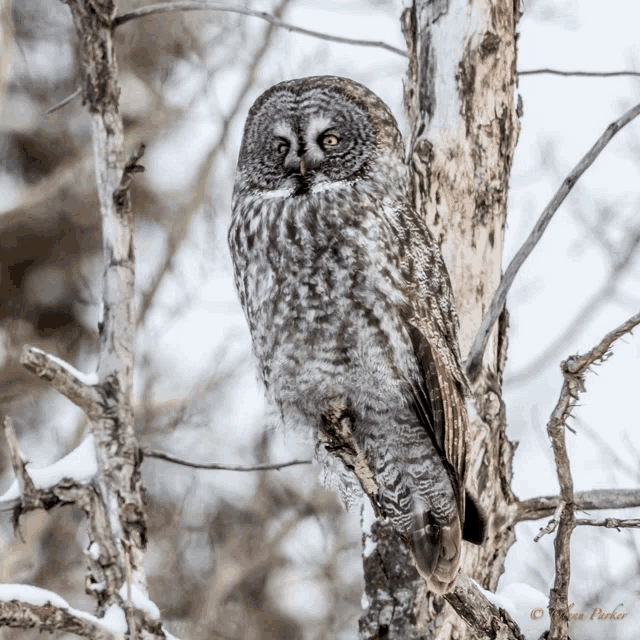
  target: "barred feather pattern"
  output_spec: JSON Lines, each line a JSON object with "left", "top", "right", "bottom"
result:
{"left": 229, "top": 76, "right": 475, "bottom": 593}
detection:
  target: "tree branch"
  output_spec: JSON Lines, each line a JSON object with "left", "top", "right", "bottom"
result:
{"left": 533, "top": 501, "right": 564, "bottom": 542}
{"left": 0, "top": 598, "right": 121, "bottom": 640}
{"left": 545, "top": 310, "right": 640, "bottom": 639}
{"left": 519, "top": 68, "right": 640, "bottom": 78}
{"left": 143, "top": 448, "right": 312, "bottom": 471}
{"left": 46, "top": 87, "right": 82, "bottom": 114}
{"left": 515, "top": 489, "right": 640, "bottom": 523}
{"left": 113, "top": 2, "right": 407, "bottom": 57}
{"left": 576, "top": 518, "right": 640, "bottom": 529}
{"left": 20, "top": 347, "right": 102, "bottom": 418}
{"left": 445, "top": 574, "right": 525, "bottom": 640}
{"left": 465, "top": 102, "right": 640, "bottom": 383}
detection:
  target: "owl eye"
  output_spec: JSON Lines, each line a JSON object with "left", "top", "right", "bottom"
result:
{"left": 321, "top": 133, "right": 340, "bottom": 148}
{"left": 276, "top": 138, "right": 290, "bottom": 155}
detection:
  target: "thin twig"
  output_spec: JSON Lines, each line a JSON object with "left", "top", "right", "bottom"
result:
{"left": 143, "top": 448, "right": 312, "bottom": 471}
{"left": 465, "top": 101, "right": 640, "bottom": 382}
{"left": 46, "top": 87, "right": 82, "bottom": 114}
{"left": 113, "top": 2, "right": 407, "bottom": 57}
{"left": 534, "top": 501, "right": 564, "bottom": 542}
{"left": 519, "top": 68, "right": 640, "bottom": 78}
{"left": 563, "top": 310, "right": 640, "bottom": 373}
{"left": 576, "top": 518, "right": 640, "bottom": 529}
{"left": 48, "top": 68, "right": 640, "bottom": 114}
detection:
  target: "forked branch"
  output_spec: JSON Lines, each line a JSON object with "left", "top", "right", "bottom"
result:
{"left": 545, "top": 310, "right": 640, "bottom": 639}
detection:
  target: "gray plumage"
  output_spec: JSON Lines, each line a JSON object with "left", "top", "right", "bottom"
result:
{"left": 228, "top": 76, "right": 482, "bottom": 594}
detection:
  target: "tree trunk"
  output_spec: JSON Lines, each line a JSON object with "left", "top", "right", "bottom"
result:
{"left": 359, "top": 1, "right": 521, "bottom": 637}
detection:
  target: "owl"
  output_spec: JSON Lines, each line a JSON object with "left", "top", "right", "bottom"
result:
{"left": 228, "top": 76, "right": 484, "bottom": 594}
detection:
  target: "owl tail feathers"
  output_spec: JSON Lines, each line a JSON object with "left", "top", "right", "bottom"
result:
{"left": 410, "top": 511, "right": 462, "bottom": 595}
{"left": 462, "top": 490, "right": 486, "bottom": 545}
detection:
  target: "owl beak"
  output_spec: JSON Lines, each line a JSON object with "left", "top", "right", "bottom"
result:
{"left": 299, "top": 156, "right": 307, "bottom": 176}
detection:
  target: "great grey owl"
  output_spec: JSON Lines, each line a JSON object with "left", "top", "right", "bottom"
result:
{"left": 228, "top": 76, "right": 484, "bottom": 594}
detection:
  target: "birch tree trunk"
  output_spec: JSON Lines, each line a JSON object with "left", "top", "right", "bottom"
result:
{"left": 360, "top": 1, "right": 521, "bottom": 637}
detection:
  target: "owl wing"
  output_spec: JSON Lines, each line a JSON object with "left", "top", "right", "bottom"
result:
{"left": 387, "top": 199, "right": 484, "bottom": 547}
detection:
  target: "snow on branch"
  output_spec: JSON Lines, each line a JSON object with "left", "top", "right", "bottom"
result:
{"left": 2, "top": 0, "right": 152, "bottom": 637}
{"left": 0, "top": 584, "right": 126, "bottom": 639}
{"left": 444, "top": 574, "right": 525, "bottom": 640}
{"left": 21, "top": 347, "right": 102, "bottom": 417}
{"left": 466, "top": 101, "right": 640, "bottom": 382}
{"left": 0, "top": 417, "right": 98, "bottom": 513}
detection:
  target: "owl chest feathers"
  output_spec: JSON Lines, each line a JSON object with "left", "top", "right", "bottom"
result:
{"left": 229, "top": 185, "right": 421, "bottom": 417}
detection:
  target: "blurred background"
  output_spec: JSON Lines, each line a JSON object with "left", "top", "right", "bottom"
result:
{"left": 0, "top": 0, "right": 639, "bottom": 638}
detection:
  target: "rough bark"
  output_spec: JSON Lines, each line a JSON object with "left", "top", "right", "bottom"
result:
{"left": 359, "top": 0, "right": 521, "bottom": 638}
{"left": 1, "top": 0, "right": 156, "bottom": 637}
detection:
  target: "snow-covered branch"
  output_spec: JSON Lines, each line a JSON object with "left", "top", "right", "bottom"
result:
{"left": 533, "top": 501, "right": 564, "bottom": 543}
{"left": 444, "top": 574, "right": 525, "bottom": 640}
{"left": 0, "top": 585, "right": 126, "bottom": 640}
{"left": 3, "top": 0, "right": 152, "bottom": 637}
{"left": 0, "top": 418, "right": 97, "bottom": 513}
{"left": 20, "top": 347, "right": 102, "bottom": 417}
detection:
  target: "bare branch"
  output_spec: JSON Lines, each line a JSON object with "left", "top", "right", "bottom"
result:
{"left": 20, "top": 347, "right": 102, "bottom": 417}
{"left": 515, "top": 489, "right": 640, "bottom": 523}
{"left": 519, "top": 68, "right": 640, "bottom": 78}
{"left": 113, "top": 2, "right": 407, "bottom": 57}
{"left": 143, "top": 448, "right": 312, "bottom": 471}
{"left": 46, "top": 87, "right": 82, "bottom": 114}
{"left": 0, "top": 599, "right": 121, "bottom": 640}
{"left": 544, "top": 310, "right": 640, "bottom": 639}
{"left": 465, "top": 101, "right": 640, "bottom": 382}
{"left": 563, "top": 309, "right": 640, "bottom": 373}
{"left": 3, "top": 417, "right": 36, "bottom": 504}
{"left": 576, "top": 518, "right": 640, "bottom": 529}
{"left": 534, "top": 501, "right": 564, "bottom": 542}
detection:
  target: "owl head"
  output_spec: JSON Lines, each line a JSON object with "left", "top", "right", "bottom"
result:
{"left": 234, "top": 76, "right": 406, "bottom": 199}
